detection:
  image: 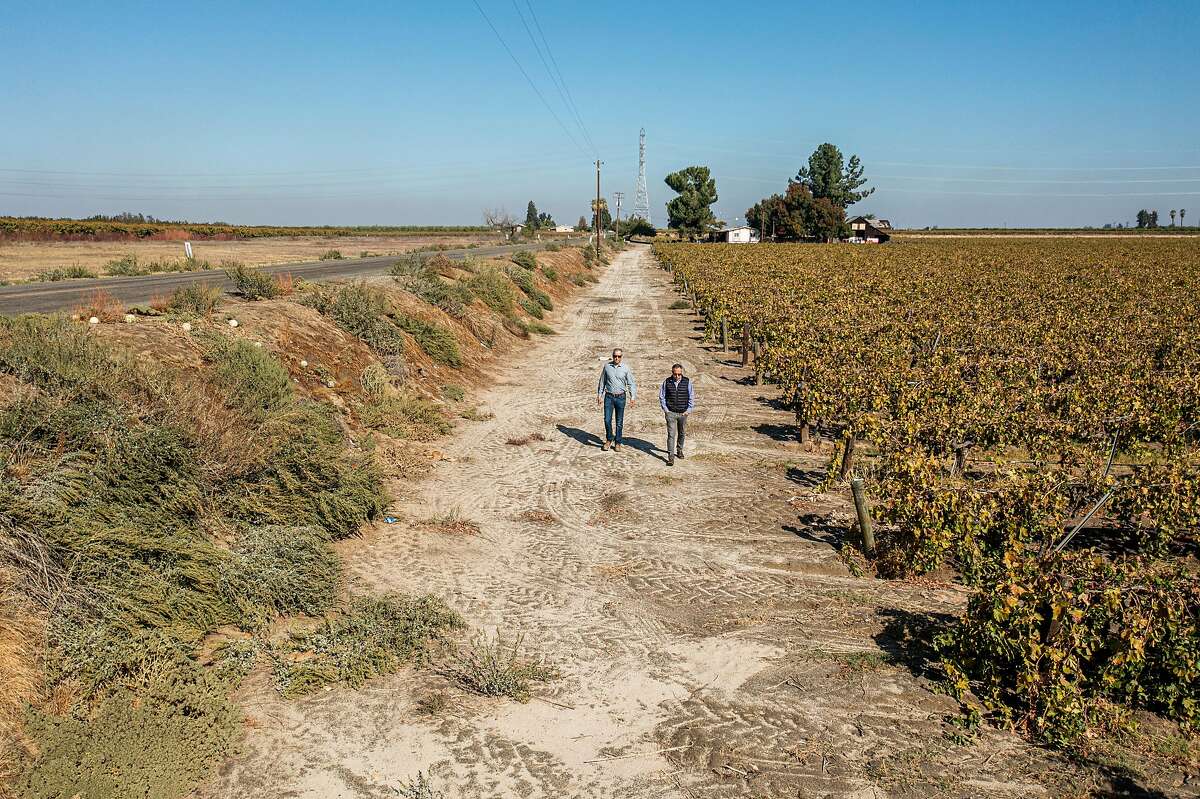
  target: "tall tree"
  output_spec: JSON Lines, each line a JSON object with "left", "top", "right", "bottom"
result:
{"left": 1150, "top": 210, "right": 1159, "bottom": 228}
{"left": 1170, "top": 209, "right": 1177, "bottom": 226}
{"left": 664, "top": 166, "right": 719, "bottom": 236}
{"left": 1136, "top": 209, "right": 1149, "bottom": 228}
{"left": 1181, "top": 208, "right": 1187, "bottom": 227}
{"left": 591, "top": 198, "right": 612, "bottom": 231}
{"left": 537, "top": 211, "right": 555, "bottom": 228}
{"left": 575, "top": 215, "right": 590, "bottom": 231}
{"left": 525, "top": 201, "right": 540, "bottom": 229}
{"left": 794, "top": 143, "right": 874, "bottom": 208}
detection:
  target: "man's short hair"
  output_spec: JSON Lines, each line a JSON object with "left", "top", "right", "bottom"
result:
{"left": 612, "top": 348, "right": 623, "bottom": 356}
{"left": 671, "top": 363, "right": 683, "bottom": 370}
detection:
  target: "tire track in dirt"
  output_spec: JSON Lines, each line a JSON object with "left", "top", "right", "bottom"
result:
{"left": 203, "top": 245, "right": 1108, "bottom": 799}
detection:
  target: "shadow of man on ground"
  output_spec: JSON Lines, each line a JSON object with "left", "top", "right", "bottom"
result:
{"left": 556, "top": 425, "right": 666, "bottom": 461}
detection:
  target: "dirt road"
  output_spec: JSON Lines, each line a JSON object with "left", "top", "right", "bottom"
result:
{"left": 203, "top": 246, "right": 1130, "bottom": 798}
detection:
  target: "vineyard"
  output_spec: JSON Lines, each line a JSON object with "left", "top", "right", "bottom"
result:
{"left": 0, "top": 217, "right": 490, "bottom": 243}
{"left": 655, "top": 239, "right": 1199, "bottom": 747}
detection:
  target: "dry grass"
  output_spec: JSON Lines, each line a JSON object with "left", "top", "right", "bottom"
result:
{"left": 419, "top": 508, "right": 482, "bottom": 537}
{"left": 443, "top": 632, "right": 558, "bottom": 703}
{"left": 0, "top": 568, "right": 43, "bottom": 784}
{"left": 505, "top": 432, "right": 546, "bottom": 446}
{"left": 73, "top": 289, "right": 124, "bottom": 322}
{"left": 518, "top": 509, "right": 557, "bottom": 525}
{"left": 0, "top": 235, "right": 495, "bottom": 282}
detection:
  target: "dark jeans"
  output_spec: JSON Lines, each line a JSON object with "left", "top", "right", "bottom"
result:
{"left": 603, "top": 393, "right": 627, "bottom": 443}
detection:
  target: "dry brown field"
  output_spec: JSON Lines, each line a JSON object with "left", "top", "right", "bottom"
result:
{"left": 0, "top": 234, "right": 498, "bottom": 282}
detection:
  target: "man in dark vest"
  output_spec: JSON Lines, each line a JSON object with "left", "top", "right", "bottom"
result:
{"left": 658, "top": 363, "right": 694, "bottom": 466}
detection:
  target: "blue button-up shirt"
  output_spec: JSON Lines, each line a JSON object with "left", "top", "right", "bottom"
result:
{"left": 597, "top": 361, "right": 637, "bottom": 399}
{"left": 659, "top": 376, "right": 695, "bottom": 412}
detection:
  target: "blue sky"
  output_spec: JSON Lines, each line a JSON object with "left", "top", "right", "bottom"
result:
{"left": 1, "top": 0, "right": 1197, "bottom": 228}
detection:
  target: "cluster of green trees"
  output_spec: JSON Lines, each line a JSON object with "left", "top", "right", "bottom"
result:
{"left": 1135, "top": 208, "right": 1187, "bottom": 228}
{"left": 659, "top": 144, "right": 875, "bottom": 242}
{"left": 747, "top": 143, "right": 874, "bottom": 242}
{"left": 523, "top": 201, "right": 556, "bottom": 231}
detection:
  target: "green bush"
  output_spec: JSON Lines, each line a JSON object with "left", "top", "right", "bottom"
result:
{"left": 272, "top": 594, "right": 464, "bottom": 698}
{"left": 199, "top": 333, "right": 293, "bottom": 417}
{"left": 441, "top": 384, "right": 465, "bottom": 402}
{"left": 390, "top": 258, "right": 474, "bottom": 318}
{"left": 303, "top": 282, "right": 406, "bottom": 355}
{"left": 524, "top": 320, "right": 555, "bottom": 336}
{"left": 220, "top": 525, "right": 340, "bottom": 630}
{"left": 319, "top": 249, "right": 344, "bottom": 261}
{"left": 510, "top": 250, "right": 537, "bottom": 271}
{"left": 36, "top": 264, "right": 97, "bottom": 282}
{"left": 519, "top": 297, "right": 544, "bottom": 320}
{"left": 16, "top": 671, "right": 241, "bottom": 799}
{"left": 167, "top": 283, "right": 222, "bottom": 316}
{"left": 358, "top": 394, "right": 452, "bottom": 441}
{"left": 103, "top": 254, "right": 141, "bottom": 276}
{"left": 543, "top": 243, "right": 562, "bottom": 253}
{"left": 224, "top": 263, "right": 280, "bottom": 300}
{"left": 393, "top": 314, "right": 462, "bottom": 368}
{"left": 467, "top": 268, "right": 517, "bottom": 319}
{"left": 506, "top": 266, "right": 552, "bottom": 310}
{"left": 541, "top": 266, "right": 558, "bottom": 281}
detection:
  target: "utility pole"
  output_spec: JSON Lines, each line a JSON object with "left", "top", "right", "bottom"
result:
{"left": 594, "top": 159, "right": 602, "bottom": 260}
{"left": 613, "top": 191, "right": 624, "bottom": 243}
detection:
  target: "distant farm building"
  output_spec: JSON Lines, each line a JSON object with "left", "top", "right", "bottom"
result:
{"left": 553, "top": 224, "right": 574, "bottom": 233}
{"left": 709, "top": 225, "right": 760, "bottom": 244}
{"left": 847, "top": 216, "right": 892, "bottom": 243}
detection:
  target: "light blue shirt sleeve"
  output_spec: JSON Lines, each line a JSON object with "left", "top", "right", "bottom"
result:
{"left": 687, "top": 379, "right": 695, "bottom": 412}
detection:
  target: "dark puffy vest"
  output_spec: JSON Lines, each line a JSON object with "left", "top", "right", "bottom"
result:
{"left": 663, "top": 376, "right": 690, "bottom": 413}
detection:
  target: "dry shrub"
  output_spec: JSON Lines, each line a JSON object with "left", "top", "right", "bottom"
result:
{"left": 444, "top": 632, "right": 558, "bottom": 703}
{"left": 505, "top": 432, "right": 546, "bottom": 446}
{"left": 519, "top": 509, "right": 556, "bottom": 525}
{"left": 74, "top": 289, "right": 123, "bottom": 322}
{"left": 272, "top": 272, "right": 295, "bottom": 296}
{"left": 419, "top": 508, "right": 481, "bottom": 536}
{"left": 149, "top": 292, "right": 170, "bottom": 313}
{"left": 0, "top": 568, "right": 43, "bottom": 785}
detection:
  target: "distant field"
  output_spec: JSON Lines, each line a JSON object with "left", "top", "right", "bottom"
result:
{"left": 896, "top": 227, "right": 1199, "bottom": 237}
{"left": 0, "top": 216, "right": 490, "bottom": 242}
{"left": 0, "top": 234, "right": 498, "bottom": 282}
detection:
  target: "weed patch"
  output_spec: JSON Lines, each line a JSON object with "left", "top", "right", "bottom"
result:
{"left": 225, "top": 263, "right": 280, "bottom": 300}
{"left": 445, "top": 632, "right": 558, "bottom": 703}
{"left": 669, "top": 299, "right": 691, "bottom": 310}
{"left": 272, "top": 594, "right": 464, "bottom": 698}
{"left": 505, "top": 432, "right": 546, "bottom": 446}
{"left": 318, "top": 249, "right": 343, "bottom": 261}
{"left": 441, "top": 384, "right": 465, "bottom": 403}
{"left": 36, "top": 264, "right": 96, "bottom": 282}
{"left": 358, "top": 394, "right": 452, "bottom": 441}
{"left": 166, "top": 283, "right": 222, "bottom": 317}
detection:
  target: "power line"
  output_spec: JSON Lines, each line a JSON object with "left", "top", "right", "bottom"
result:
{"left": 469, "top": 0, "right": 587, "bottom": 156}
{"left": 521, "top": 0, "right": 597, "bottom": 157}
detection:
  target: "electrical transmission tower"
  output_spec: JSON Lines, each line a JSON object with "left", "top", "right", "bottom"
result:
{"left": 632, "top": 127, "right": 651, "bottom": 225}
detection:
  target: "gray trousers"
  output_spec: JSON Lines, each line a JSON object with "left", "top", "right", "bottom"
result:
{"left": 665, "top": 410, "right": 687, "bottom": 455}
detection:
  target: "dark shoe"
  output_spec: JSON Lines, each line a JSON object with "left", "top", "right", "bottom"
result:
{"left": 667, "top": 456, "right": 674, "bottom": 466}
{"left": 676, "top": 451, "right": 684, "bottom": 460}
{"left": 602, "top": 441, "right": 611, "bottom": 451}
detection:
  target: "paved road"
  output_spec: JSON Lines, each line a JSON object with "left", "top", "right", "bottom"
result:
{"left": 0, "top": 239, "right": 582, "bottom": 315}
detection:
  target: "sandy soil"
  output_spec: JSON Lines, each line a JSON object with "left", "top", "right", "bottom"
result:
{"left": 0, "top": 235, "right": 496, "bottom": 281}
{"left": 200, "top": 246, "right": 1196, "bottom": 799}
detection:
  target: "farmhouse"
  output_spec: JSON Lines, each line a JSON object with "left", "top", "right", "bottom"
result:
{"left": 553, "top": 224, "right": 574, "bottom": 233}
{"left": 847, "top": 216, "right": 892, "bottom": 243}
{"left": 709, "top": 225, "right": 760, "bottom": 244}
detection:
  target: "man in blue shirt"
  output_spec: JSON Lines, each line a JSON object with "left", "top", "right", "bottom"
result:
{"left": 596, "top": 348, "right": 636, "bottom": 451}
{"left": 659, "top": 363, "right": 694, "bottom": 466}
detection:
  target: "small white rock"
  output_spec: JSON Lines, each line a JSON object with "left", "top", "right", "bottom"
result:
{"left": 124, "top": 314, "right": 136, "bottom": 324}
{"left": 300, "top": 359, "right": 308, "bottom": 368}
{"left": 228, "top": 319, "right": 239, "bottom": 328}
{"left": 254, "top": 341, "right": 263, "bottom": 348}
{"left": 326, "top": 379, "right": 336, "bottom": 388}
{"left": 181, "top": 322, "right": 193, "bottom": 332}
{"left": 88, "top": 316, "right": 100, "bottom": 325}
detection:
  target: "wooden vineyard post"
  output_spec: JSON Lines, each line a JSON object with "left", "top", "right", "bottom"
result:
{"left": 741, "top": 323, "right": 751, "bottom": 367}
{"left": 720, "top": 319, "right": 729, "bottom": 352}
{"left": 850, "top": 477, "right": 876, "bottom": 555}
{"left": 796, "top": 417, "right": 810, "bottom": 446}
{"left": 838, "top": 435, "right": 857, "bottom": 481}
{"left": 753, "top": 340, "right": 764, "bottom": 385}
